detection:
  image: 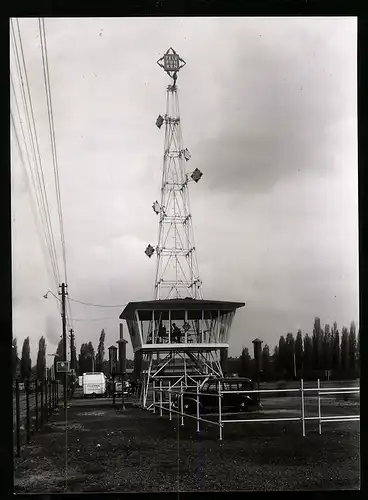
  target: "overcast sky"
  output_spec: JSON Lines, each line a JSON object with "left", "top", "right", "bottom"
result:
{"left": 10, "top": 17, "right": 358, "bottom": 365}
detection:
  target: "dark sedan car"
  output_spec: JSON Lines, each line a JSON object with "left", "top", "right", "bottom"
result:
{"left": 171, "top": 377, "right": 259, "bottom": 414}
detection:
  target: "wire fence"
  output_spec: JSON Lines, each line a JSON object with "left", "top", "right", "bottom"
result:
{"left": 13, "top": 379, "right": 64, "bottom": 456}
{"left": 146, "top": 378, "right": 360, "bottom": 441}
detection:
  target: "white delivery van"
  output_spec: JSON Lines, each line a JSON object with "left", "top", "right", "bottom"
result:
{"left": 82, "top": 372, "right": 106, "bottom": 398}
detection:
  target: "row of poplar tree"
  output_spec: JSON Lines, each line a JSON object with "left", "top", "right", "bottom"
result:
{"left": 230, "top": 318, "right": 360, "bottom": 381}
{"left": 12, "top": 328, "right": 135, "bottom": 382}
{"left": 12, "top": 329, "right": 106, "bottom": 382}
{"left": 12, "top": 318, "right": 360, "bottom": 382}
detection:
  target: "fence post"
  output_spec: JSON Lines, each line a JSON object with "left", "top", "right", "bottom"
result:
{"left": 180, "top": 380, "right": 184, "bottom": 427}
{"left": 35, "top": 380, "right": 38, "bottom": 432}
{"left": 317, "top": 378, "right": 322, "bottom": 435}
{"left": 48, "top": 381, "right": 51, "bottom": 413}
{"left": 301, "top": 378, "right": 305, "bottom": 437}
{"left": 196, "top": 381, "right": 200, "bottom": 434}
{"left": 40, "top": 381, "right": 44, "bottom": 427}
{"left": 152, "top": 380, "right": 156, "bottom": 413}
{"left": 45, "top": 379, "right": 48, "bottom": 422}
{"left": 25, "top": 380, "right": 30, "bottom": 444}
{"left": 168, "top": 381, "right": 172, "bottom": 421}
{"left": 15, "top": 380, "right": 20, "bottom": 457}
{"left": 112, "top": 375, "right": 116, "bottom": 405}
{"left": 138, "top": 376, "right": 144, "bottom": 408}
{"left": 218, "top": 380, "right": 223, "bottom": 441}
{"left": 159, "top": 380, "right": 163, "bottom": 417}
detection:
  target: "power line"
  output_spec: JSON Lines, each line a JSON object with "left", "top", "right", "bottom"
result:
{"left": 38, "top": 18, "right": 75, "bottom": 337}
{"left": 43, "top": 290, "right": 126, "bottom": 309}
{"left": 10, "top": 38, "right": 60, "bottom": 290}
{"left": 10, "top": 18, "right": 61, "bottom": 286}
{"left": 68, "top": 297, "right": 127, "bottom": 308}
{"left": 10, "top": 112, "right": 62, "bottom": 329}
{"left": 10, "top": 99, "right": 59, "bottom": 292}
{"left": 38, "top": 18, "right": 68, "bottom": 286}
{"left": 13, "top": 19, "right": 61, "bottom": 284}
{"left": 71, "top": 317, "right": 118, "bottom": 322}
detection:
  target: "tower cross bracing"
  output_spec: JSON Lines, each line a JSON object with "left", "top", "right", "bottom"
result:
{"left": 146, "top": 48, "right": 203, "bottom": 301}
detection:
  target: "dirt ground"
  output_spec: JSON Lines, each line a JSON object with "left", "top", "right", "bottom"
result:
{"left": 13, "top": 393, "right": 360, "bottom": 493}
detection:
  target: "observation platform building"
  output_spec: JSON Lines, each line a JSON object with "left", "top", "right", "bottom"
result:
{"left": 120, "top": 298, "right": 245, "bottom": 353}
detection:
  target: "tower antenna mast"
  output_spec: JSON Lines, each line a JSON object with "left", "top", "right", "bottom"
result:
{"left": 145, "top": 48, "right": 204, "bottom": 300}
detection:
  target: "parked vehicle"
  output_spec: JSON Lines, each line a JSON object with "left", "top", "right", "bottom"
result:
{"left": 82, "top": 372, "right": 107, "bottom": 398}
{"left": 171, "top": 377, "right": 259, "bottom": 414}
{"left": 78, "top": 375, "right": 83, "bottom": 387}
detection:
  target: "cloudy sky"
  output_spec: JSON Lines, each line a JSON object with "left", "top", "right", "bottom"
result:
{"left": 10, "top": 17, "right": 358, "bottom": 365}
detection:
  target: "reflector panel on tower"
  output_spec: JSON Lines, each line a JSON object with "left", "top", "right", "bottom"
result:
{"left": 156, "top": 115, "right": 164, "bottom": 128}
{"left": 145, "top": 244, "right": 155, "bottom": 258}
{"left": 191, "top": 168, "right": 203, "bottom": 183}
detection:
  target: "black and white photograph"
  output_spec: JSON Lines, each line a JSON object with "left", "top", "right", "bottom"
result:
{"left": 10, "top": 16, "right": 359, "bottom": 493}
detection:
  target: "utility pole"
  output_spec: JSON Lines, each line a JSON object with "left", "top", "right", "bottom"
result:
{"left": 59, "top": 283, "right": 68, "bottom": 409}
{"left": 69, "top": 328, "right": 76, "bottom": 373}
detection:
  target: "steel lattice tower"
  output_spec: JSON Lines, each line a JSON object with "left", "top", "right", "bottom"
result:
{"left": 121, "top": 48, "right": 244, "bottom": 409}
{"left": 145, "top": 48, "right": 204, "bottom": 300}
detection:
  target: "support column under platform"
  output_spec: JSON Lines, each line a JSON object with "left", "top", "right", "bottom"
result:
{"left": 141, "top": 348, "right": 223, "bottom": 409}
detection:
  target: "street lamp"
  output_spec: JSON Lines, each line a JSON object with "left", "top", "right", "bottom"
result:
{"left": 42, "top": 290, "right": 60, "bottom": 301}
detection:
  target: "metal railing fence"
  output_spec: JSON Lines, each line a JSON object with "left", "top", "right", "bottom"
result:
{"left": 13, "top": 379, "right": 63, "bottom": 456}
{"left": 147, "top": 378, "right": 359, "bottom": 441}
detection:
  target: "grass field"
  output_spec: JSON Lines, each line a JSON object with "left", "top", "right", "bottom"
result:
{"left": 13, "top": 388, "right": 360, "bottom": 493}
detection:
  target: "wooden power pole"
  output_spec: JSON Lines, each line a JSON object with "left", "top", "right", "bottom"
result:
{"left": 59, "top": 283, "right": 68, "bottom": 409}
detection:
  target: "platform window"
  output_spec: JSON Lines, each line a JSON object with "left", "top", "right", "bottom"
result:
{"left": 137, "top": 312, "right": 151, "bottom": 343}
{"left": 127, "top": 319, "right": 141, "bottom": 350}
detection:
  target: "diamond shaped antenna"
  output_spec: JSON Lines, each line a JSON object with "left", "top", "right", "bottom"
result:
{"left": 191, "top": 168, "right": 203, "bottom": 183}
{"left": 145, "top": 244, "right": 155, "bottom": 258}
{"left": 157, "top": 48, "right": 186, "bottom": 81}
{"left": 156, "top": 115, "right": 164, "bottom": 129}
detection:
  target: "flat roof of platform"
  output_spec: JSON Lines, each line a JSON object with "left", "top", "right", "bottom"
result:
{"left": 120, "top": 298, "right": 245, "bottom": 320}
